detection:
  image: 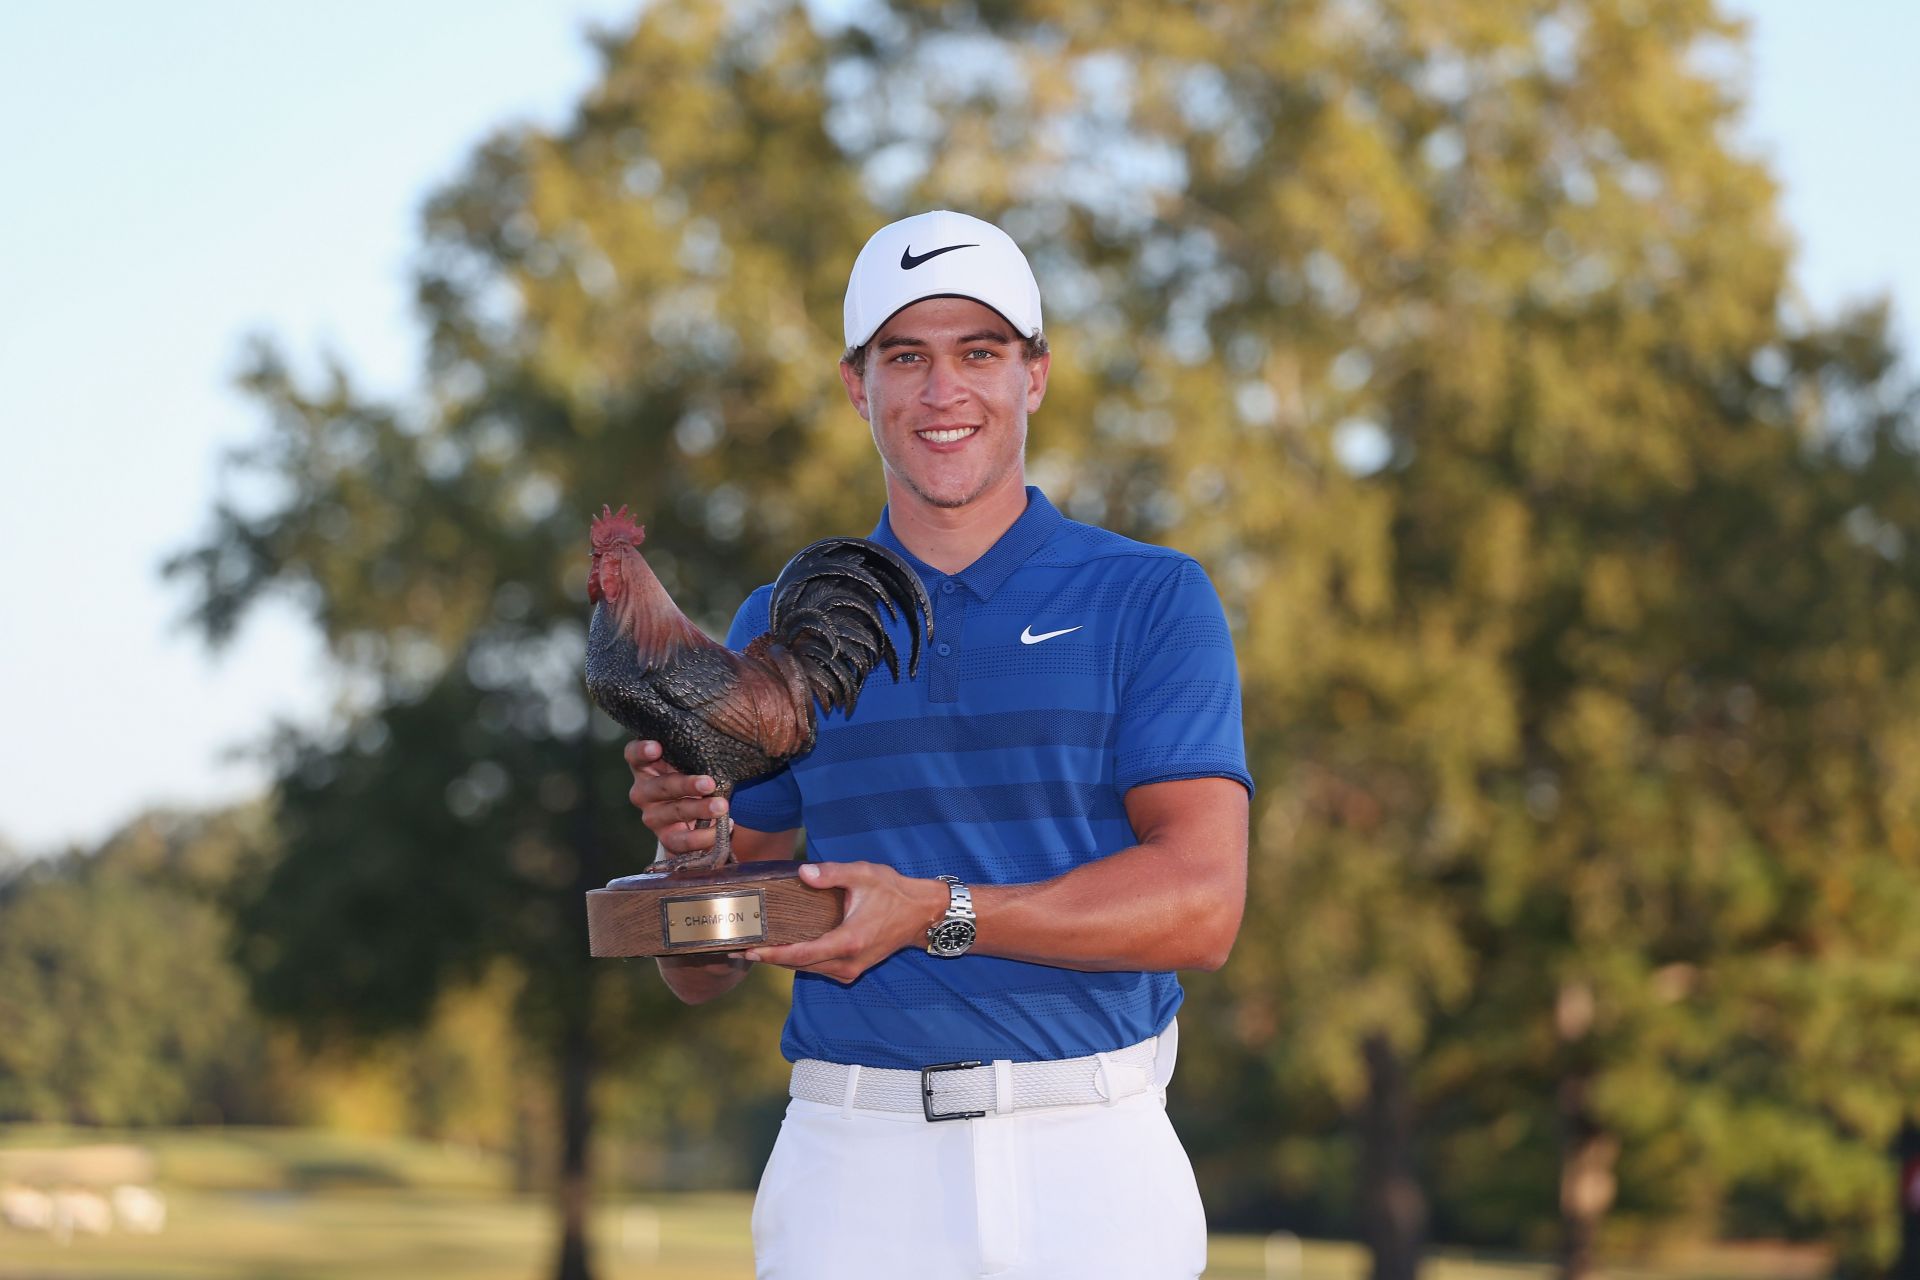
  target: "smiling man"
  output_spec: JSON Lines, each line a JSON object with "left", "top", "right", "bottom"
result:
{"left": 626, "top": 210, "right": 1252, "bottom": 1280}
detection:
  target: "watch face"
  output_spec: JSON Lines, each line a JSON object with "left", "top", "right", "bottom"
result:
{"left": 929, "top": 919, "right": 976, "bottom": 956}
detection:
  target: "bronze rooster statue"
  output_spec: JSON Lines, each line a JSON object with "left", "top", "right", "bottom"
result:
{"left": 584, "top": 505, "right": 931, "bottom": 872}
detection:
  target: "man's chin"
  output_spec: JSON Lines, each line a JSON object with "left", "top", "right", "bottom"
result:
{"left": 904, "top": 478, "right": 990, "bottom": 510}
{"left": 888, "top": 456, "right": 1024, "bottom": 513}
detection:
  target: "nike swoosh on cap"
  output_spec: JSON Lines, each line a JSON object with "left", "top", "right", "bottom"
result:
{"left": 900, "top": 243, "right": 978, "bottom": 270}
{"left": 1020, "top": 624, "right": 1084, "bottom": 645}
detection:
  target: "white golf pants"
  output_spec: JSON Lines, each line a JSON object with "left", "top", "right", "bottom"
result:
{"left": 750, "top": 1023, "right": 1206, "bottom": 1279}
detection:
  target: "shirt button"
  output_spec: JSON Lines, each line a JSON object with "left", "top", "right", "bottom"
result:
{"left": 941, "top": 581, "right": 956, "bottom": 595}
{"left": 936, "top": 643, "right": 952, "bottom": 657}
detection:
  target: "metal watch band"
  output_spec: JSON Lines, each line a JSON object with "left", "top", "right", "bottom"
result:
{"left": 926, "top": 874, "right": 976, "bottom": 957}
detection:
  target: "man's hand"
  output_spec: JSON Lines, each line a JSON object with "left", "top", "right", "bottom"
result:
{"left": 623, "top": 739, "right": 728, "bottom": 860}
{"left": 744, "top": 862, "right": 948, "bottom": 984}
{"left": 624, "top": 739, "right": 803, "bottom": 1008}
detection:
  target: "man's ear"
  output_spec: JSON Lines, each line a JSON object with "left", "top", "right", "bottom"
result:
{"left": 1025, "top": 351, "right": 1051, "bottom": 414}
{"left": 839, "top": 358, "right": 871, "bottom": 422}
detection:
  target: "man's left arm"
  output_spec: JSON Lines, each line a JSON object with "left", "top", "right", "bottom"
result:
{"left": 743, "top": 777, "right": 1247, "bottom": 979}
{"left": 973, "top": 776, "right": 1248, "bottom": 970}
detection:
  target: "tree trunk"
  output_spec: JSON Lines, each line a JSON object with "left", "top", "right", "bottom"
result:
{"left": 511, "top": 1079, "right": 538, "bottom": 1196}
{"left": 1556, "top": 981, "right": 1614, "bottom": 1280}
{"left": 552, "top": 736, "right": 608, "bottom": 1280}
{"left": 1557, "top": 1071, "right": 1616, "bottom": 1280}
{"left": 1896, "top": 1120, "right": 1920, "bottom": 1280}
{"left": 554, "top": 1013, "right": 596, "bottom": 1280}
{"left": 1360, "top": 1032, "right": 1426, "bottom": 1280}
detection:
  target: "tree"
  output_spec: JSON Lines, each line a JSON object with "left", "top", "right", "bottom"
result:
{"left": 172, "top": 6, "right": 874, "bottom": 1276}
{"left": 824, "top": 0, "right": 1920, "bottom": 1271}
{"left": 0, "top": 810, "right": 286, "bottom": 1127}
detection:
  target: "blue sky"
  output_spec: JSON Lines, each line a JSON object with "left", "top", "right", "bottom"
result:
{"left": 0, "top": 1, "right": 1914, "bottom": 855}
{"left": 1731, "top": 2, "right": 1918, "bottom": 335}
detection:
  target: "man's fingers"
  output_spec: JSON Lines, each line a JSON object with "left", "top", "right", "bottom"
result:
{"left": 745, "top": 909, "right": 880, "bottom": 981}
{"left": 623, "top": 742, "right": 719, "bottom": 785}
{"left": 793, "top": 861, "right": 869, "bottom": 890}
{"left": 746, "top": 936, "right": 840, "bottom": 970}
{"left": 628, "top": 771, "right": 719, "bottom": 809}
{"left": 641, "top": 795, "right": 730, "bottom": 828}
{"left": 635, "top": 773, "right": 717, "bottom": 801}
{"left": 657, "top": 823, "right": 718, "bottom": 856}
{"left": 622, "top": 743, "right": 729, "bottom": 837}
{"left": 746, "top": 912, "right": 869, "bottom": 966}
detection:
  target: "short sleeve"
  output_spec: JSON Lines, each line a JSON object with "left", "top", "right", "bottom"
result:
{"left": 1114, "top": 558, "right": 1253, "bottom": 795}
{"left": 723, "top": 585, "right": 805, "bottom": 832}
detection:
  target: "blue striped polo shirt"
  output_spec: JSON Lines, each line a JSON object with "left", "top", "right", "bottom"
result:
{"left": 725, "top": 487, "right": 1251, "bottom": 1070}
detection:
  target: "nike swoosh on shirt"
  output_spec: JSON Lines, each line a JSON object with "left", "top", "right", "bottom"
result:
{"left": 1020, "top": 624, "right": 1084, "bottom": 645}
{"left": 900, "top": 243, "right": 977, "bottom": 269}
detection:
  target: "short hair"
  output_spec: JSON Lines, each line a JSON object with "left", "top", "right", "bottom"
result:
{"left": 842, "top": 331, "right": 1050, "bottom": 377}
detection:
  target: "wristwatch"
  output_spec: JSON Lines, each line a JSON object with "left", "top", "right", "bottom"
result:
{"left": 925, "top": 875, "right": 976, "bottom": 958}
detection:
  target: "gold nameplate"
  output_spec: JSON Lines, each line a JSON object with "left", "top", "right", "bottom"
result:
{"left": 661, "top": 891, "right": 768, "bottom": 949}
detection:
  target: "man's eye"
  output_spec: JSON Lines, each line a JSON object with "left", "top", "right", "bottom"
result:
{"left": 965, "top": 348, "right": 995, "bottom": 360}
{"left": 892, "top": 352, "right": 924, "bottom": 364}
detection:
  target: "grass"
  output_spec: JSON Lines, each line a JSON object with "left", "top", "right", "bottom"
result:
{"left": 0, "top": 1127, "right": 1830, "bottom": 1280}
{"left": 0, "top": 1186, "right": 751, "bottom": 1280}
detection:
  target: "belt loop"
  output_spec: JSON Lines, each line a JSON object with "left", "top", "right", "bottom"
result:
{"left": 1093, "top": 1051, "right": 1120, "bottom": 1106}
{"left": 841, "top": 1064, "right": 862, "bottom": 1119}
{"left": 1155, "top": 1019, "right": 1179, "bottom": 1088}
{"left": 992, "top": 1060, "right": 1014, "bottom": 1115}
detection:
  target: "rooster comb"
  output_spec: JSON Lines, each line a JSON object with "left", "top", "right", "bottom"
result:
{"left": 590, "top": 504, "right": 646, "bottom": 553}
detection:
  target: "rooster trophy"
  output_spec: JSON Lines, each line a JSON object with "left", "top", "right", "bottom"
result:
{"left": 584, "top": 505, "right": 931, "bottom": 878}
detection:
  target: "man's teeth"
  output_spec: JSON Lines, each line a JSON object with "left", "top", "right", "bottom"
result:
{"left": 920, "top": 427, "right": 977, "bottom": 443}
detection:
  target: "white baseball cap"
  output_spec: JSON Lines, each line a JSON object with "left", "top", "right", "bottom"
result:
{"left": 842, "top": 210, "right": 1043, "bottom": 349}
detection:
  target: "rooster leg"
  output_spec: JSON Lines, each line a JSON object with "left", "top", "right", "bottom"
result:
{"left": 711, "top": 810, "right": 734, "bottom": 868}
{"left": 707, "top": 782, "right": 737, "bottom": 867}
{"left": 678, "top": 788, "right": 737, "bottom": 873}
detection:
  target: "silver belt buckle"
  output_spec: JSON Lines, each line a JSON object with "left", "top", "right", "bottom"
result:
{"left": 920, "top": 1060, "right": 987, "bottom": 1122}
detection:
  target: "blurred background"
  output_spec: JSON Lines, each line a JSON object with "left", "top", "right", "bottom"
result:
{"left": 3, "top": 1, "right": 1918, "bottom": 1277}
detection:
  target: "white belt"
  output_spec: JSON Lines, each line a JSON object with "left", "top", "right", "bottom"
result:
{"left": 789, "top": 1026, "right": 1171, "bottom": 1122}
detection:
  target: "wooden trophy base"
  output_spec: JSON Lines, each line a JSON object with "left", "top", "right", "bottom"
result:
{"left": 586, "top": 860, "right": 845, "bottom": 957}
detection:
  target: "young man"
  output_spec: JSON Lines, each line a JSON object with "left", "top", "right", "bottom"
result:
{"left": 625, "top": 210, "right": 1251, "bottom": 1279}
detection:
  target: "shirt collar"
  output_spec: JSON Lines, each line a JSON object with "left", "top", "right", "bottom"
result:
{"left": 868, "top": 486, "right": 1065, "bottom": 602}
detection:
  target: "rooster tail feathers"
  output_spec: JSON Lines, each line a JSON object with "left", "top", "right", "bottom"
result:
{"left": 767, "top": 537, "right": 933, "bottom": 717}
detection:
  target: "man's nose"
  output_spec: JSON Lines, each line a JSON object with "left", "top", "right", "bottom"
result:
{"left": 919, "top": 357, "right": 969, "bottom": 408}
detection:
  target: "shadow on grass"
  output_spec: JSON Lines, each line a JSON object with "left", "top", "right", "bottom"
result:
{"left": 285, "top": 1157, "right": 409, "bottom": 1191}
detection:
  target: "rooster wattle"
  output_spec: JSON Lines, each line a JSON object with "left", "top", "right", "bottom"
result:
{"left": 584, "top": 505, "right": 932, "bottom": 872}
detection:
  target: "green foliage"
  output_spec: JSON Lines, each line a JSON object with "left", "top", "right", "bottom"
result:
{"left": 0, "top": 813, "right": 550, "bottom": 1145}
{"left": 0, "top": 812, "right": 279, "bottom": 1125}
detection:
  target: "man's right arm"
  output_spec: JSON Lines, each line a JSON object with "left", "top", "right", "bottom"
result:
{"left": 624, "top": 738, "right": 801, "bottom": 1004}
